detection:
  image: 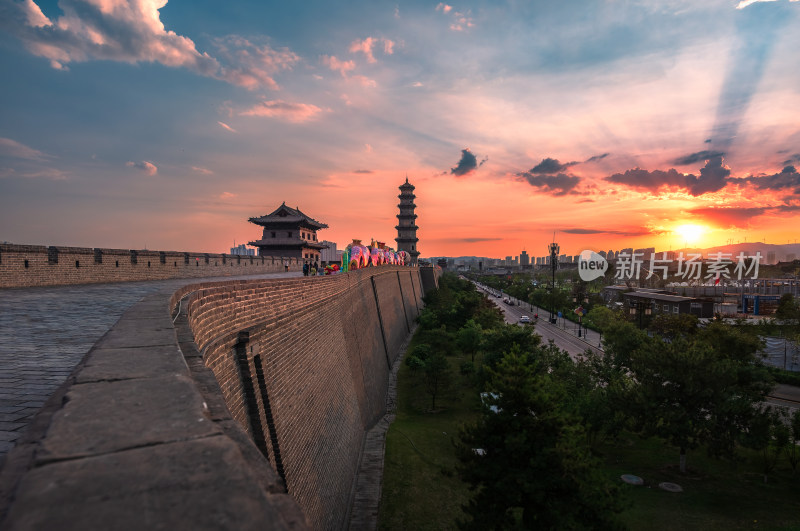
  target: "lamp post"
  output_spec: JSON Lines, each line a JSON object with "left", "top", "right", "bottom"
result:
{"left": 548, "top": 241, "right": 560, "bottom": 324}
{"left": 629, "top": 297, "right": 652, "bottom": 329}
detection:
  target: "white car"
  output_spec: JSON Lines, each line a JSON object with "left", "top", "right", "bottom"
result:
{"left": 519, "top": 315, "right": 531, "bottom": 324}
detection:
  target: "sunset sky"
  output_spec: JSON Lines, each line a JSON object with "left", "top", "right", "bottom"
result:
{"left": 1, "top": 0, "right": 799, "bottom": 258}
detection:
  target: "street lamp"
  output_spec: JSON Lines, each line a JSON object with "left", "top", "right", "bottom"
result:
{"left": 548, "top": 241, "right": 559, "bottom": 324}
{"left": 629, "top": 297, "right": 652, "bottom": 328}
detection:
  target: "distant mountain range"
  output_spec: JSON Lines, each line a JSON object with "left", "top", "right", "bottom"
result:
{"left": 670, "top": 242, "right": 800, "bottom": 263}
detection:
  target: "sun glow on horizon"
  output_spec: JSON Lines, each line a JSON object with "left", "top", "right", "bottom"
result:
{"left": 673, "top": 223, "right": 708, "bottom": 246}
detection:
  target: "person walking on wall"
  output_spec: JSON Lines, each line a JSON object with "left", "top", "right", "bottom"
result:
{"left": 303, "top": 261, "right": 309, "bottom": 276}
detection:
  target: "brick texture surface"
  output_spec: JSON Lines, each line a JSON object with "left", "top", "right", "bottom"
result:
{"left": 0, "top": 243, "right": 301, "bottom": 288}
{"left": 185, "top": 266, "right": 425, "bottom": 530}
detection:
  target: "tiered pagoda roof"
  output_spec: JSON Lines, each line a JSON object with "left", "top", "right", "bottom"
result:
{"left": 248, "top": 202, "right": 328, "bottom": 230}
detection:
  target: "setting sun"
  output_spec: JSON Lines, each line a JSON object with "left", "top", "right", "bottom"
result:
{"left": 674, "top": 224, "right": 707, "bottom": 245}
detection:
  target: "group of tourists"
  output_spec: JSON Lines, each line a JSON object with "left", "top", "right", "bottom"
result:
{"left": 302, "top": 261, "right": 323, "bottom": 276}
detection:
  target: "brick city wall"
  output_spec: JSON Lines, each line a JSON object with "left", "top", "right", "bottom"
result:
{"left": 0, "top": 243, "right": 301, "bottom": 288}
{"left": 181, "top": 266, "right": 427, "bottom": 530}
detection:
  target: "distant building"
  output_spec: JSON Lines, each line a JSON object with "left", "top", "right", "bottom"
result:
{"left": 623, "top": 291, "right": 714, "bottom": 319}
{"left": 319, "top": 240, "right": 342, "bottom": 264}
{"left": 520, "top": 250, "right": 529, "bottom": 266}
{"left": 395, "top": 178, "right": 420, "bottom": 265}
{"left": 230, "top": 244, "right": 255, "bottom": 256}
{"left": 247, "top": 202, "right": 328, "bottom": 262}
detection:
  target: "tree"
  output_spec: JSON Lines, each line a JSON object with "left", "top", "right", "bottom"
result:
{"left": 456, "top": 350, "right": 624, "bottom": 530}
{"left": 775, "top": 293, "right": 798, "bottom": 321}
{"left": 647, "top": 313, "right": 699, "bottom": 341}
{"left": 478, "top": 323, "right": 541, "bottom": 382}
{"left": 787, "top": 408, "right": 800, "bottom": 474}
{"left": 456, "top": 319, "right": 483, "bottom": 362}
{"left": 742, "top": 406, "right": 789, "bottom": 483}
{"left": 625, "top": 323, "right": 772, "bottom": 472}
{"left": 584, "top": 306, "right": 620, "bottom": 333}
{"left": 423, "top": 353, "right": 453, "bottom": 410}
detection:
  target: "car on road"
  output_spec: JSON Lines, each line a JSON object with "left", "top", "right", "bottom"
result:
{"left": 503, "top": 298, "right": 511, "bottom": 304}
{"left": 519, "top": 315, "right": 531, "bottom": 324}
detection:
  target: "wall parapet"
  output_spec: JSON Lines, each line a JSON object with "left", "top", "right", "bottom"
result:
{"left": 0, "top": 266, "right": 429, "bottom": 530}
{"left": 0, "top": 242, "right": 301, "bottom": 289}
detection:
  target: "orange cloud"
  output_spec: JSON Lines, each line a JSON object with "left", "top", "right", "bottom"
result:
{"left": 240, "top": 100, "right": 323, "bottom": 122}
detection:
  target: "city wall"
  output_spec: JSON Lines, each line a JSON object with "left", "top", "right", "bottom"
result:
{"left": 0, "top": 243, "right": 300, "bottom": 288}
{"left": 180, "top": 266, "right": 425, "bottom": 529}
{"left": 0, "top": 265, "right": 439, "bottom": 530}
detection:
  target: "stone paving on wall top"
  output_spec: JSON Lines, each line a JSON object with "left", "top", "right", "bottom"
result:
{"left": 0, "top": 272, "right": 301, "bottom": 462}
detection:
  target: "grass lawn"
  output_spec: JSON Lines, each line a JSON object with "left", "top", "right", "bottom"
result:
{"left": 379, "top": 349, "right": 800, "bottom": 530}
{"left": 378, "top": 354, "right": 479, "bottom": 530}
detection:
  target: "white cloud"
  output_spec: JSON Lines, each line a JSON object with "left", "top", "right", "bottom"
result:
{"left": 126, "top": 160, "right": 157, "bottom": 175}
{"left": 191, "top": 166, "right": 213, "bottom": 175}
{"left": 239, "top": 100, "right": 323, "bottom": 122}
{"left": 6, "top": 0, "right": 298, "bottom": 90}
{"left": 217, "top": 121, "right": 238, "bottom": 133}
{"left": 219, "top": 191, "right": 236, "bottom": 199}
{"left": 20, "top": 0, "right": 51, "bottom": 27}
{"left": 0, "top": 137, "right": 50, "bottom": 160}
{"left": 736, "top": 0, "right": 777, "bottom": 8}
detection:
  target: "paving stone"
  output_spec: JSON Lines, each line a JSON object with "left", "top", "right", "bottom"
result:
{"left": 36, "top": 374, "right": 221, "bottom": 461}
{"left": 0, "top": 271, "right": 300, "bottom": 459}
{"left": 75, "top": 344, "right": 187, "bottom": 383}
{"left": 0, "top": 432, "right": 22, "bottom": 442}
{"left": 3, "top": 436, "right": 308, "bottom": 531}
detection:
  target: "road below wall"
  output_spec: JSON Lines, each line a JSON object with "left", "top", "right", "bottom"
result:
{"left": 0, "top": 271, "right": 301, "bottom": 462}
{"left": 473, "top": 283, "right": 602, "bottom": 358}
{"left": 472, "top": 281, "right": 798, "bottom": 415}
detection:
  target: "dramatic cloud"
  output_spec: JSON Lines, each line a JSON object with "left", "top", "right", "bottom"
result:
{"left": 3, "top": 0, "right": 296, "bottom": 90}
{"left": 781, "top": 153, "right": 800, "bottom": 166}
{"left": 520, "top": 172, "right": 581, "bottom": 196}
{"left": 450, "top": 148, "right": 486, "bottom": 177}
{"left": 708, "top": 2, "right": 790, "bottom": 153}
{"left": 217, "top": 121, "right": 238, "bottom": 133}
{"left": 606, "top": 157, "right": 732, "bottom": 196}
{"left": 348, "top": 37, "right": 394, "bottom": 63}
{"left": 684, "top": 156, "right": 731, "bottom": 195}
{"left": 744, "top": 165, "right": 800, "bottom": 191}
{"left": 0, "top": 137, "right": 50, "bottom": 160}
{"left": 126, "top": 160, "right": 157, "bottom": 176}
{"left": 239, "top": 100, "right": 323, "bottom": 123}
{"left": 672, "top": 150, "right": 725, "bottom": 166}
{"left": 689, "top": 206, "right": 769, "bottom": 228}
{"left": 529, "top": 157, "right": 576, "bottom": 174}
